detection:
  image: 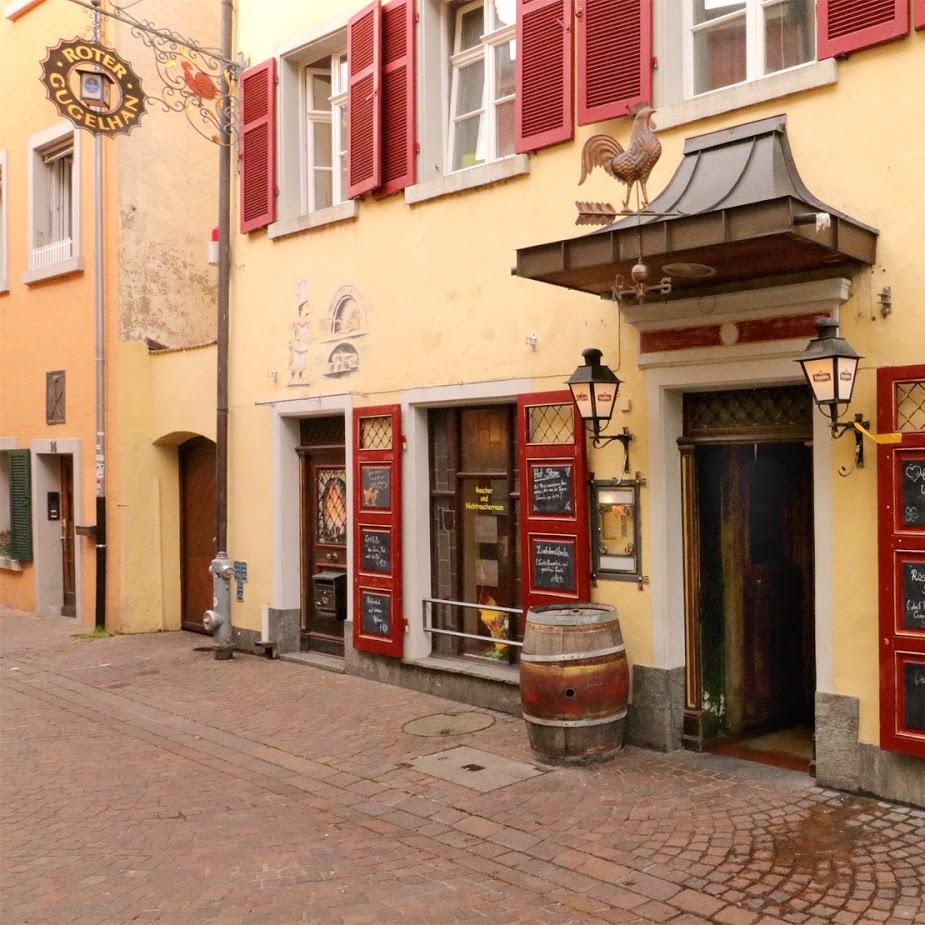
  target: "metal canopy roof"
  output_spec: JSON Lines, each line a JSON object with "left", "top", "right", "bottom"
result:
{"left": 514, "top": 115, "right": 878, "bottom": 300}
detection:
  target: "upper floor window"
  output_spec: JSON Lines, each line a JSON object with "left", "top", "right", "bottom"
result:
{"left": 32, "top": 135, "right": 75, "bottom": 270}
{"left": 304, "top": 53, "right": 348, "bottom": 212}
{"left": 688, "top": 0, "right": 814, "bottom": 96}
{"left": 448, "top": 0, "right": 516, "bottom": 172}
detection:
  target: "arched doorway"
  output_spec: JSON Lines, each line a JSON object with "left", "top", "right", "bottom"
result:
{"left": 179, "top": 436, "right": 215, "bottom": 632}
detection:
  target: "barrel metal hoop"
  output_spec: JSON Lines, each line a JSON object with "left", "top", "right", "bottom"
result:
{"left": 521, "top": 644, "right": 626, "bottom": 663}
{"left": 521, "top": 709, "right": 628, "bottom": 728}
{"left": 527, "top": 611, "right": 618, "bottom": 627}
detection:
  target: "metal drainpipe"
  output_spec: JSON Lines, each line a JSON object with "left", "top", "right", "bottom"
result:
{"left": 203, "top": 0, "right": 235, "bottom": 659}
{"left": 92, "top": 0, "right": 107, "bottom": 631}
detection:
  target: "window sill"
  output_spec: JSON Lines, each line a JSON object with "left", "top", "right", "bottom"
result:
{"left": 22, "top": 256, "right": 84, "bottom": 285}
{"left": 405, "top": 154, "right": 530, "bottom": 206}
{"left": 656, "top": 60, "right": 838, "bottom": 132}
{"left": 268, "top": 200, "right": 358, "bottom": 240}
{"left": 407, "top": 654, "right": 520, "bottom": 685}
{"left": 0, "top": 556, "right": 23, "bottom": 572}
{"left": 4, "top": 0, "right": 44, "bottom": 19}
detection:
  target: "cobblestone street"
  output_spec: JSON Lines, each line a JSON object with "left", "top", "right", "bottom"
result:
{"left": 1, "top": 609, "right": 923, "bottom": 925}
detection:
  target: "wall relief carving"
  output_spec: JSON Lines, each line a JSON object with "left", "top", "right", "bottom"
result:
{"left": 287, "top": 282, "right": 368, "bottom": 387}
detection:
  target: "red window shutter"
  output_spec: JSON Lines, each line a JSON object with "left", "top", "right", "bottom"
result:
{"left": 577, "top": 0, "right": 652, "bottom": 126}
{"left": 353, "top": 405, "right": 404, "bottom": 657}
{"left": 516, "top": 0, "right": 574, "bottom": 153}
{"left": 239, "top": 58, "right": 277, "bottom": 233}
{"left": 517, "top": 391, "right": 592, "bottom": 614}
{"left": 817, "top": 0, "right": 909, "bottom": 58}
{"left": 916, "top": 0, "right": 925, "bottom": 30}
{"left": 877, "top": 363, "right": 925, "bottom": 758}
{"left": 348, "top": 0, "right": 382, "bottom": 199}
{"left": 377, "top": 0, "right": 416, "bottom": 196}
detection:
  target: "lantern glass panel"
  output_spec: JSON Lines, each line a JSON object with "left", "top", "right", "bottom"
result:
{"left": 802, "top": 356, "right": 836, "bottom": 404}
{"left": 591, "top": 382, "right": 618, "bottom": 424}
{"left": 836, "top": 355, "right": 859, "bottom": 403}
{"left": 569, "top": 381, "right": 595, "bottom": 420}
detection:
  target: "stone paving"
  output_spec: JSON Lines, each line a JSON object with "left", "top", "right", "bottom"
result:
{"left": 1, "top": 608, "right": 923, "bottom": 925}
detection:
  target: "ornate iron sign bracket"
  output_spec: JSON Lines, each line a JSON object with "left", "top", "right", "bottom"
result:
{"left": 67, "top": 0, "right": 239, "bottom": 146}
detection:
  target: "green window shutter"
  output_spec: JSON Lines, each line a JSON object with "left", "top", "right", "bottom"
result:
{"left": 9, "top": 450, "right": 33, "bottom": 563}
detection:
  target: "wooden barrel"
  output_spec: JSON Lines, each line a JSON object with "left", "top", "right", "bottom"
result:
{"left": 520, "top": 603, "right": 629, "bottom": 765}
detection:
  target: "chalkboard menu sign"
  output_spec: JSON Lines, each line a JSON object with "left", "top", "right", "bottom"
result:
{"left": 532, "top": 538, "right": 576, "bottom": 592}
{"left": 902, "top": 460, "right": 925, "bottom": 527}
{"left": 904, "top": 662, "right": 925, "bottom": 732}
{"left": 361, "top": 590, "right": 391, "bottom": 636}
{"left": 903, "top": 562, "right": 925, "bottom": 631}
{"left": 361, "top": 528, "right": 391, "bottom": 575}
{"left": 361, "top": 465, "right": 391, "bottom": 509}
{"left": 530, "top": 464, "right": 574, "bottom": 516}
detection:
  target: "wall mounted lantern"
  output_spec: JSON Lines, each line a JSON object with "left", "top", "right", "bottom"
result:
{"left": 77, "top": 66, "right": 113, "bottom": 109}
{"left": 796, "top": 317, "right": 868, "bottom": 469}
{"left": 567, "top": 348, "right": 633, "bottom": 470}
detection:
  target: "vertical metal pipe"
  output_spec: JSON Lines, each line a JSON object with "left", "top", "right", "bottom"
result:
{"left": 210, "top": 0, "right": 234, "bottom": 658}
{"left": 93, "top": 1, "right": 107, "bottom": 631}
{"left": 215, "top": 0, "right": 232, "bottom": 553}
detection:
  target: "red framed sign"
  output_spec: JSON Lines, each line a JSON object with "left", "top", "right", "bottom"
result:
{"left": 353, "top": 405, "right": 404, "bottom": 656}
{"left": 877, "top": 364, "right": 925, "bottom": 757}
{"left": 517, "top": 391, "right": 591, "bottom": 613}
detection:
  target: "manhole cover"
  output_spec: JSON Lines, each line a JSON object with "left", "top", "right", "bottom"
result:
{"left": 410, "top": 746, "right": 545, "bottom": 792}
{"left": 402, "top": 712, "right": 494, "bottom": 737}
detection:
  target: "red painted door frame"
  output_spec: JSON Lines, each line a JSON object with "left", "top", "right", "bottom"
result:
{"left": 877, "top": 363, "right": 925, "bottom": 758}
{"left": 517, "top": 390, "right": 591, "bottom": 618}
{"left": 353, "top": 404, "right": 404, "bottom": 657}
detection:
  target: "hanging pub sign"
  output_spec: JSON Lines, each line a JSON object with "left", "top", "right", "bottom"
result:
{"left": 40, "top": 38, "right": 145, "bottom": 137}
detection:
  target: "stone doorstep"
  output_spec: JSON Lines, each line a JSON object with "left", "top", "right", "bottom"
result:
{"left": 278, "top": 651, "right": 345, "bottom": 674}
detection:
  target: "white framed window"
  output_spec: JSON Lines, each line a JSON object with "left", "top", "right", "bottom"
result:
{"left": 684, "top": 0, "right": 815, "bottom": 97}
{"left": 25, "top": 123, "right": 81, "bottom": 283}
{"left": 303, "top": 52, "right": 348, "bottom": 213}
{"left": 0, "top": 148, "right": 8, "bottom": 292}
{"left": 447, "top": 0, "right": 516, "bottom": 173}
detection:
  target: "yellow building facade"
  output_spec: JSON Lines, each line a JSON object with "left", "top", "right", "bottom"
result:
{"left": 0, "top": 0, "right": 218, "bottom": 634}
{"left": 168, "top": 0, "right": 925, "bottom": 805}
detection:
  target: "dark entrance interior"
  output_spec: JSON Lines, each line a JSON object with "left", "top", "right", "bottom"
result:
{"left": 298, "top": 416, "right": 347, "bottom": 656}
{"left": 180, "top": 436, "right": 216, "bottom": 632}
{"left": 59, "top": 455, "right": 76, "bottom": 618}
{"left": 681, "top": 387, "right": 815, "bottom": 771}
{"left": 428, "top": 405, "right": 522, "bottom": 663}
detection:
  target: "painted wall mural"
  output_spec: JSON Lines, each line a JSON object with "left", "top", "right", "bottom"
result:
{"left": 287, "top": 281, "right": 368, "bottom": 386}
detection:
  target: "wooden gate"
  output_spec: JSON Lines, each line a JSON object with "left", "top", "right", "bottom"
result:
{"left": 180, "top": 437, "right": 216, "bottom": 633}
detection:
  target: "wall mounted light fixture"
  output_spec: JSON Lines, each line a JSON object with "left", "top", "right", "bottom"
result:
{"left": 796, "top": 317, "right": 868, "bottom": 471}
{"left": 567, "top": 348, "right": 633, "bottom": 472}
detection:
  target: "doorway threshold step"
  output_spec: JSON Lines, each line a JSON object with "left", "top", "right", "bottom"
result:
{"left": 278, "top": 651, "right": 345, "bottom": 674}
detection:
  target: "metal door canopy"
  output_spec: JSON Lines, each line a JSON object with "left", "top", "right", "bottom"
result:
{"left": 515, "top": 115, "right": 878, "bottom": 300}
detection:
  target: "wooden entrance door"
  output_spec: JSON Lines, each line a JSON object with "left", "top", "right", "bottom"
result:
{"left": 180, "top": 437, "right": 216, "bottom": 632}
{"left": 59, "top": 455, "right": 76, "bottom": 617}
{"left": 692, "top": 444, "right": 814, "bottom": 741}
{"left": 300, "top": 448, "right": 348, "bottom": 655}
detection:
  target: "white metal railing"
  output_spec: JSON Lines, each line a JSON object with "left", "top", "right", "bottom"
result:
{"left": 30, "top": 237, "right": 73, "bottom": 270}
{"left": 423, "top": 596, "right": 523, "bottom": 649}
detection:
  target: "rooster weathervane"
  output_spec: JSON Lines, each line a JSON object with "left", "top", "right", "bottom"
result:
{"left": 575, "top": 105, "right": 674, "bottom": 304}
{"left": 575, "top": 105, "right": 662, "bottom": 225}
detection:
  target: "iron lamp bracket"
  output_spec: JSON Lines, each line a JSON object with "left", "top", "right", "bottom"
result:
{"left": 832, "top": 413, "right": 868, "bottom": 477}
{"left": 586, "top": 424, "right": 634, "bottom": 475}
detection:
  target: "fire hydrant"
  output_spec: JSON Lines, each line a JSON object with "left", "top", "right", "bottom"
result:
{"left": 203, "top": 552, "right": 234, "bottom": 660}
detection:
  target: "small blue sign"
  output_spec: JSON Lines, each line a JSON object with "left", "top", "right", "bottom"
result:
{"left": 233, "top": 560, "right": 248, "bottom": 582}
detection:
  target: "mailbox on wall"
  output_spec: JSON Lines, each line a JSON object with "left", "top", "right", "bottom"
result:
{"left": 312, "top": 570, "right": 347, "bottom": 622}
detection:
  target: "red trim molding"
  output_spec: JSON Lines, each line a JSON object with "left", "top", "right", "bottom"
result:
{"left": 639, "top": 313, "right": 819, "bottom": 354}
